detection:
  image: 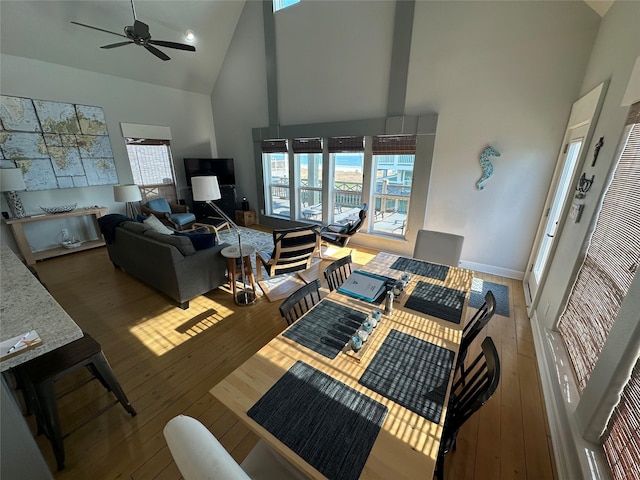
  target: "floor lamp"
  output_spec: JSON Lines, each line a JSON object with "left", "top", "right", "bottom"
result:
{"left": 0, "top": 168, "right": 27, "bottom": 219}
{"left": 191, "top": 176, "right": 255, "bottom": 305}
{"left": 113, "top": 184, "right": 142, "bottom": 218}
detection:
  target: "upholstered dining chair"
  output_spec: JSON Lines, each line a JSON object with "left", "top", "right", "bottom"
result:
{"left": 256, "top": 226, "right": 320, "bottom": 281}
{"left": 141, "top": 197, "right": 196, "bottom": 231}
{"left": 323, "top": 254, "right": 353, "bottom": 292}
{"left": 455, "top": 290, "right": 497, "bottom": 379}
{"left": 278, "top": 279, "right": 322, "bottom": 326}
{"left": 413, "top": 229, "right": 464, "bottom": 266}
{"left": 435, "top": 337, "right": 501, "bottom": 480}
{"left": 164, "top": 415, "right": 306, "bottom": 480}
{"left": 320, "top": 204, "right": 368, "bottom": 248}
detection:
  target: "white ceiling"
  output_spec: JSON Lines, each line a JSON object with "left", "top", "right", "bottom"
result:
{"left": 1, "top": 0, "right": 613, "bottom": 97}
{"left": 0, "top": 1, "right": 246, "bottom": 95}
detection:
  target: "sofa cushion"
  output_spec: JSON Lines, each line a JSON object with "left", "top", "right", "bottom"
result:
{"left": 144, "top": 214, "right": 174, "bottom": 235}
{"left": 121, "top": 221, "right": 152, "bottom": 235}
{"left": 175, "top": 231, "right": 217, "bottom": 251}
{"left": 144, "top": 230, "right": 196, "bottom": 256}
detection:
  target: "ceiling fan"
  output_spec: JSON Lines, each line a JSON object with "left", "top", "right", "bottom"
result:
{"left": 71, "top": 0, "right": 195, "bottom": 61}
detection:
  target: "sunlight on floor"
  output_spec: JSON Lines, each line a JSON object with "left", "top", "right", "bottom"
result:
{"left": 129, "top": 297, "right": 235, "bottom": 356}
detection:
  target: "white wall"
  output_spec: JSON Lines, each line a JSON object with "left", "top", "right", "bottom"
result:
{"left": 211, "top": 0, "right": 600, "bottom": 277}
{"left": 211, "top": 1, "right": 269, "bottom": 208}
{"left": 0, "top": 54, "right": 216, "bottom": 251}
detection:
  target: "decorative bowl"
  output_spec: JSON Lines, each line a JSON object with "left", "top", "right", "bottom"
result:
{"left": 40, "top": 203, "right": 77, "bottom": 214}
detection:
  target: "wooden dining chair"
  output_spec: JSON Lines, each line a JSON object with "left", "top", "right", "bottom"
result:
{"left": 323, "top": 254, "right": 353, "bottom": 292}
{"left": 435, "top": 337, "right": 501, "bottom": 480}
{"left": 278, "top": 279, "right": 322, "bottom": 326}
{"left": 455, "top": 290, "right": 497, "bottom": 379}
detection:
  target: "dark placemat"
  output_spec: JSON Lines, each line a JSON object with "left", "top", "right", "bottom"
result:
{"left": 404, "top": 281, "right": 466, "bottom": 325}
{"left": 359, "top": 329, "right": 454, "bottom": 424}
{"left": 390, "top": 257, "right": 450, "bottom": 281}
{"left": 248, "top": 361, "right": 388, "bottom": 480}
{"left": 469, "top": 279, "right": 510, "bottom": 316}
{"left": 283, "top": 300, "right": 368, "bottom": 359}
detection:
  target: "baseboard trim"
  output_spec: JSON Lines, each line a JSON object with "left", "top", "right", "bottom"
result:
{"left": 459, "top": 260, "right": 524, "bottom": 280}
{"left": 530, "top": 314, "right": 612, "bottom": 480}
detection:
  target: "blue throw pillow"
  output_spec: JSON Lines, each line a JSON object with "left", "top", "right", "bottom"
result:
{"left": 174, "top": 231, "right": 216, "bottom": 250}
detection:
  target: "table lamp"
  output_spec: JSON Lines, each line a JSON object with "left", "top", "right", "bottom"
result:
{"left": 113, "top": 184, "right": 142, "bottom": 218}
{"left": 0, "top": 168, "right": 27, "bottom": 218}
{"left": 192, "top": 176, "right": 255, "bottom": 305}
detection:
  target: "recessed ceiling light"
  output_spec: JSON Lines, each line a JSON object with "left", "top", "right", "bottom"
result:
{"left": 185, "top": 30, "right": 195, "bottom": 42}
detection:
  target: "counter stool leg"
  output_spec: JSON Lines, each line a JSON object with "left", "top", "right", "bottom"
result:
{"left": 91, "top": 353, "right": 137, "bottom": 416}
{"left": 34, "top": 379, "right": 65, "bottom": 470}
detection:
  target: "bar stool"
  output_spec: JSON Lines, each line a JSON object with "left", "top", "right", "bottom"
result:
{"left": 17, "top": 332, "right": 136, "bottom": 470}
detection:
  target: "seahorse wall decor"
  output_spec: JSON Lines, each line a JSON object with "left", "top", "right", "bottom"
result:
{"left": 476, "top": 146, "right": 501, "bottom": 190}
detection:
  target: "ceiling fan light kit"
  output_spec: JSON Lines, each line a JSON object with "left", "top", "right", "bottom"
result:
{"left": 71, "top": 0, "right": 196, "bottom": 61}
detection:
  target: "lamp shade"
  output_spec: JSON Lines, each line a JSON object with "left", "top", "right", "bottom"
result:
{"left": 0, "top": 168, "right": 26, "bottom": 192}
{"left": 113, "top": 184, "right": 142, "bottom": 202}
{"left": 192, "top": 176, "right": 221, "bottom": 202}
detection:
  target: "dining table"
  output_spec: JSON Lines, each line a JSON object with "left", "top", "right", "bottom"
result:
{"left": 211, "top": 252, "right": 474, "bottom": 480}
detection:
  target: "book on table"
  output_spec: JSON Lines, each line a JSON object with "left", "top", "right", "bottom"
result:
{"left": 338, "top": 270, "right": 388, "bottom": 302}
{"left": 0, "top": 330, "right": 42, "bottom": 361}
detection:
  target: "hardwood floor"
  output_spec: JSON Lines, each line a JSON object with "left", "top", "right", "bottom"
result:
{"left": 28, "top": 244, "right": 557, "bottom": 479}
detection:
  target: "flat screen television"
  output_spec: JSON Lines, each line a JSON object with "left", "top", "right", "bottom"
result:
{"left": 184, "top": 158, "right": 235, "bottom": 186}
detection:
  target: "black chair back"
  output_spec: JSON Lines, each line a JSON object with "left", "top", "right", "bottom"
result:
{"left": 436, "top": 337, "right": 501, "bottom": 480}
{"left": 323, "top": 255, "right": 353, "bottom": 292}
{"left": 455, "top": 290, "right": 497, "bottom": 377}
{"left": 278, "top": 279, "right": 322, "bottom": 326}
{"left": 320, "top": 204, "right": 367, "bottom": 247}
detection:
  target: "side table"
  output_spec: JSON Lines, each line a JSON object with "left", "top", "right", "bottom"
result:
{"left": 221, "top": 244, "right": 257, "bottom": 305}
{"left": 235, "top": 210, "right": 256, "bottom": 227}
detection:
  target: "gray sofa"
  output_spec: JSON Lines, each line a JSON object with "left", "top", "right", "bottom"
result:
{"left": 105, "top": 221, "right": 229, "bottom": 309}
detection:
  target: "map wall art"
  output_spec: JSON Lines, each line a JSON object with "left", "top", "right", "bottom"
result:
{"left": 0, "top": 95, "right": 119, "bottom": 190}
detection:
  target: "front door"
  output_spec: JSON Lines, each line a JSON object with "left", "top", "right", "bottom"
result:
{"left": 523, "top": 82, "right": 606, "bottom": 310}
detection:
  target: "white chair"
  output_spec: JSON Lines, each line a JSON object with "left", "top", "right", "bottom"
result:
{"left": 413, "top": 229, "right": 464, "bottom": 266}
{"left": 163, "top": 415, "right": 307, "bottom": 480}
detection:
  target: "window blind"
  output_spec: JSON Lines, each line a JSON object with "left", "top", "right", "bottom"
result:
{"left": 261, "top": 139, "right": 288, "bottom": 153}
{"left": 372, "top": 135, "right": 416, "bottom": 155}
{"left": 292, "top": 138, "right": 322, "bottom": 154}
{"left": 603, "top": 359, "right": 640, "bottom": 480}
{"left": 558, "top": 102, "right": 640, "bottom": 392}
{"left": 328, "top": 136, "right": 364, "bottom": 152}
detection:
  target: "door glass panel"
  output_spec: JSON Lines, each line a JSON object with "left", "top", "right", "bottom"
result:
{"left": 263, "top": 152, "right": 290, "bottom": 217}
{"left": 332, "top": 152, "right": 364, "bottom": 223}
{"left": 297, "top": 153, "right": 323, "bottom": 221}
{"left": 532, "top": 140, "right": 582, "bottom": 281}
{"left": 372, "top": 154, "right": 414, "bottom": 236}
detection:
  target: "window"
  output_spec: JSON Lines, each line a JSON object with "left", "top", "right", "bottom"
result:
{"left": 330, "top": 136, "right": 365, "bottom": 224}
{"left": 273, "top": 0, "right": 299, "bottom": 12}
{"left": 261, "top": 140, "right": 289, "bottom": 218}
{"left": 371, "top": 135, "right": 416, "bottom": 237}
{"left": 125, "top": 139, "right": 177, "bottom": 203}
{"left": 294, "top": 138, "right": 323, "bottom": 222}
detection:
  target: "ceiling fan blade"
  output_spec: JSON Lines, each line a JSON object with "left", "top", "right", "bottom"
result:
{"left": 144, "top": 44, "right": 170, "bottom": 61}
{"left": 71, "top": 21, "right": 127, "bottom": 38}
{"left": 148, "top": 40, "right": 196, "bottom": 52}
{"left": 133, "top": 19, "right": 150, "bottom": 38}
{"left": 101, "top": 41, "right": 134, "bottom": 49}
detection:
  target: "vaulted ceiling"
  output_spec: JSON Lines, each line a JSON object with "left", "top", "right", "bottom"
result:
{"left": 0, "top": 0, "right": 612, "bottom": 96}
{"left": 0, "top": 1, "right": 245, "bottom": 95}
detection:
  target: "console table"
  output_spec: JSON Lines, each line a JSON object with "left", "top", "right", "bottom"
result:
{"left": 4, "top": 207, "right": 108, "bottom": 265}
